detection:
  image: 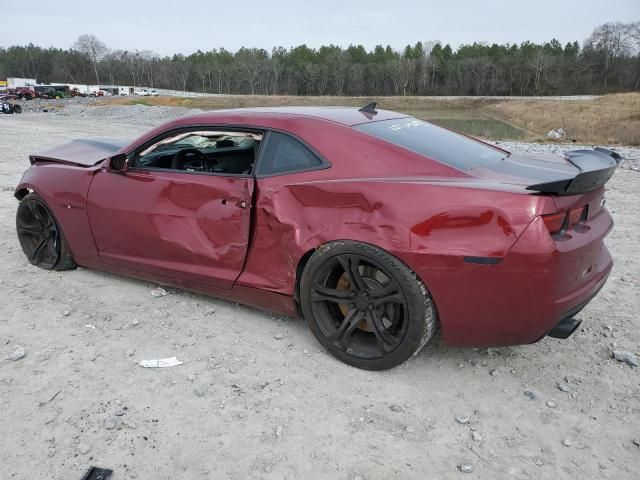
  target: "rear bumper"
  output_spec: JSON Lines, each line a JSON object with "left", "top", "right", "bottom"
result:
{"left": 407, "top": 207, "right": 613, "bottom": 347}
{"left": 546, "top": 278, "right": 607, "bottom": 339}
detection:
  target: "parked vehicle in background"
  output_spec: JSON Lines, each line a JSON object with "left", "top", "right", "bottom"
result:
{"left": 1, "top": 101, "right": 22, "bottom": 114}
{"left": 11, "top": 87, "right": 37, "bottom": 100}
{"left": 70, "top": 88, "right": 87, "bottom": 97}
{"left": 34, "top": 86, "right": 66, "bottom": 99}
{"left": 134, "top": 88, "right": 157, "bottom": 96}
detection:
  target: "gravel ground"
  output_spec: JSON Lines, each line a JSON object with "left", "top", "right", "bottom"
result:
{"left": 0, "top": 107, "right": 639, "bottom": 480}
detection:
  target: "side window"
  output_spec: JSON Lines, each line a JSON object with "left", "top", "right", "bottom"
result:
{"left": 257, "top": 132, "right": 324, "bottom": 176}
{"left": 130, "top": 130, "right": 262, "bottom": 175}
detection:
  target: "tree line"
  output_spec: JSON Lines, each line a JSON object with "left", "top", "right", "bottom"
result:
{"left": 1, "top": 22, "right": 639, "bottom": 96}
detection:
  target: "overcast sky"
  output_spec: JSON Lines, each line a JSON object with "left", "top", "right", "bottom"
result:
{"left": 1, "top": 0, "right": 638, "bottom": 55}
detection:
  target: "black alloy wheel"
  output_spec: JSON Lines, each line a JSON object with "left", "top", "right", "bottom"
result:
{"left": 300, "top": 241, "right": 436, "bottom": 370}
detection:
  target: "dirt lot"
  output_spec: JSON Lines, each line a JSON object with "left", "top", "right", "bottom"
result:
{"left": 0, "top": 111, "right": 639, "bottom": 480}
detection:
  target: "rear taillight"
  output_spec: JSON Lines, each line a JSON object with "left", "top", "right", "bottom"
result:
{"left": 567, "top": 206, "right": 586, "bottom": 229}
{"left": 541, "top": 206, "right": 586, "bottom": 237}
{"left": 542, "top": 212, "right": 566, "bottom": 235}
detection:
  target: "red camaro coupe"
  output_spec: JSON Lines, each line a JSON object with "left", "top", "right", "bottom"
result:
{"left": 14, "top": 103, "right": 620, "bottom": 370}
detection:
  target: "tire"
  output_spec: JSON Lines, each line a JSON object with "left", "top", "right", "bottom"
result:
{"left": 13, "top": 105, "right": 22, "bottom": 114}
{"left": 16, "top": 193, "right": 77, "bottom": 271}
{"left": 300, "top": 241, "right": 437, "bottom": 370}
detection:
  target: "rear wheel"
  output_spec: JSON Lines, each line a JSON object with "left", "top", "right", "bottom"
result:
{"left": 16, "top": 193, "right": 76, "bottom": 271}
{"left": 13, "top": 105, "right": 22, "bottom": 114}
{"left": 300, "top": 241, "right": 437, "bottom": 370}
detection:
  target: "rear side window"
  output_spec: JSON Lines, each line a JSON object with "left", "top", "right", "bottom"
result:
{"left": 258, "top": 132, "right": 323, "bottom": 175}
{"left": 354, "top": 118, "right": 507, "bottom": 171}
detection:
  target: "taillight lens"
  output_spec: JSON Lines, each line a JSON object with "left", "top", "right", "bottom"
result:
{"left": 542, "top": 206, "right": 585, "bottom": 237}
{"left": 567, "top": 206, "right": 585, "bottom": 229}
{"left": 542, "top": 212, "right": 566, "bottom": 235}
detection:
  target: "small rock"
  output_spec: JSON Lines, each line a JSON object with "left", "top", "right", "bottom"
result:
{"left": 204, "top": 309, "right": 215, "bottom": 316}
{"left": 151, "top": 287, "right": 168, "bottom": 297}
{"left": 471, "top": 431, "right": 482, "bottom": 442}
{"left": 389, "top": 404, "right": 404, "bottom": 413}
{"left": 126, "top": 348, "right": 135, "bottom": 357}
{"left": 187, "top": 373, "right": 196, "bottom": 382}
{"left": 48, "top": 447, "right": 56, "bottom": 457}
{"left": 562, "top": 438, "right": 572, "bottom": 447}
{"left": 489, "top": 368, "right": 500, "bottom": 376}
{"left": 455, "top": 415, "right": 470, "bottom": 425}
{"left": 273, "top": 333, "right": 285, "bottom": 340}
{"left": 77, "top": 443, "right": 91, "bottom": 454}
{"left": 546, "top": 401, "right": 557, "bottom": 408}
{"left": 104, "top": 416, "right": 118, "bottom": 430}
{"left": 524, "top": 389, "right": 541, "bottom": 400}
{"left": 612, "top": 350, "right": 638, "bottom": 367}
{"left": 63, "top": 310, "right": 70, "bottom": 317}
{"left": 632, "top": 438, "right": 640, "bottom": 447}
{"left": 193, "top": 385, "right": 206, "bottom": 397}
{"left": 7, "top": 347, "right": 25, "bottom": 361}
{"left": 557, "top": 383, "right": 570, "bottom": 393}
{"left": 132, "top": 319, "right": 140, "bottom": 326}
{"left": 275, "top": 425, "right": 283, "bottom": 437}
{"left": 458, "top": 463, "right": 473, "bottom": 473}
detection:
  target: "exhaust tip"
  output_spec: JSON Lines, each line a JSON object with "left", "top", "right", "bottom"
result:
{"left": 548, "top": 317, "right": 582, "bottom": 339}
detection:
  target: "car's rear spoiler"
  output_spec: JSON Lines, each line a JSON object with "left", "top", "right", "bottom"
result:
{"left": 526, "top": 147, "right": 622, "bottom": 195}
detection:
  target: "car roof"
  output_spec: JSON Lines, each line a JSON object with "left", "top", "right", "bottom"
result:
{"left": 181, "top": 106, "right": 409, "bottom": 127}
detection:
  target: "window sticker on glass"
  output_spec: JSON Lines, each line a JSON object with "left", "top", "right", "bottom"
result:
{"left": 389, "top": 120, "right": 427, "bottom": 131}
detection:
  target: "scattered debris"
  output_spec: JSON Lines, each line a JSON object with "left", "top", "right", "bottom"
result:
{"left": 151, "top": 287, "right": 168, "bottom": 297}
{"left": 547, "top": 128, "right": 566, "bottom": 140}
{"left": 84, "top": 324, "right": 96, "bottom": 329}
{"left": 38, "top": 390, "right": 61, "bottom": 407}
{"left": 187, "top": 373, "right": 196, "bottom": 382}
{"left": 632, "top": 438, "right": 640, "bottom": 447}
{"left": 138, "top": 356, "right": 183, "bottom": 368}
{"left": 275, "top": 425, "right": 283, "bottom": 437}
{"left": 546, "top": 400, "right": 557, "bottom": 408}
{"left": 455, "top": 415, "right": 470, "bottom": 425}
{"left": 458, "top": 463, "right": 473, "bottom": 473}
{"left": 80, "top": 466, "right": 113, "bottom": 480}
{"left": 126, "top": 348, "right": 135, "bottom": 357}
{"left": 562, "top": 438, "right": 572, "bottom": 447}
{"left": 193, "top": 385, "right": 206, "bottom": 397}
{"left": 104, "top": 416, "right": 119, "bottom": 430}
{"left": 612, "top": 349, "right": 638, "bottom": 367}
{"left": 471, "top": 431, "right": 482, "bottom": 442}
{"left": 132, "top": 319, "right": 140, "bottom": 326}
{"left": 273, "top": 333, "right": 285, "bottom": 340}
{"left": 389, "top": 404, "right": 404, "bottom": 413}
{"left": 524, "top": 389, "right": 541, "bottom": 400}
{"left": 557, "top": 383, "right": 571, "bottom": 393}
{"left": 489, "top": 368, "right": 500, "bottom": 376}
{"left": 7, "top": 346, "right": 25, "bottom": 361}
{"left": 63, "top": 310, "right": 70, "bottom": 316}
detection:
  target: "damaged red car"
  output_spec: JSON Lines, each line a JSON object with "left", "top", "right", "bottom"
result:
{"left": 14, "top": 104, "right": 620, "bottom": 370}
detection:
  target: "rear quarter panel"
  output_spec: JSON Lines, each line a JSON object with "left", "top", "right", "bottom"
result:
{"left": 237, "top": 174, "right": 554, "bottom": 297}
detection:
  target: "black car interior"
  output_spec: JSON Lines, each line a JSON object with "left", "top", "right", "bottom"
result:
{"left": 132, "top": 133, "right": 261, "bottom": 175}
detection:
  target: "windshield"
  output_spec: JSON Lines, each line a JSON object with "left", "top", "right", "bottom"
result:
{"left": 354, "top": 118, "right": 508, "bottom": 171}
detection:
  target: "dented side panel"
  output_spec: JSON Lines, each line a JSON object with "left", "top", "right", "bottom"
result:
{"left": 237, "top": 173, "right": 554, "bottom": 295}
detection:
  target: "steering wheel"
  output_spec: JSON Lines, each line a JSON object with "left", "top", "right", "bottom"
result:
{"left": 172, "top": 148, "right": 216, "bottom": 171}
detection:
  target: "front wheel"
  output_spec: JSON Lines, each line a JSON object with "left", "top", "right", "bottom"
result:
{"left": 16, "top": 193, "right": 77, "bottom": 271}
{"left": 300, "top": 241, "right": 437, "bottom": 370}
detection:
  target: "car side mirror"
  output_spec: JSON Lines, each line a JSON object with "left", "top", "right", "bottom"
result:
{"left": 108, "top": 153, "right": 128, "bottom": 172}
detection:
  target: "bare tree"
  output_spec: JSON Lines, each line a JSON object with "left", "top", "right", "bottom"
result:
{"left": 73, "top": 34, "right": 108, "bottom": 85}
